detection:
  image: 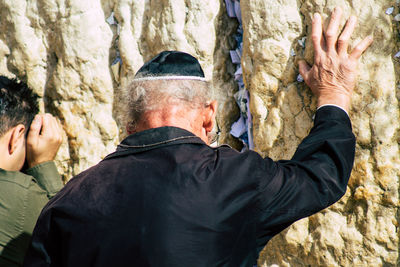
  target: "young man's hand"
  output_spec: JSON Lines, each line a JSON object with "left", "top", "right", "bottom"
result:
{"left": 299, "top": 7, "right": 373, "bottom": 113}
{"left": 26, "top": 114, "right": 63, "bottom": 168}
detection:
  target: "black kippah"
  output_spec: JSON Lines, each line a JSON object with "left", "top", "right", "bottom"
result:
{"left": 134, "top": 51, "right": 206, "bottom": 81}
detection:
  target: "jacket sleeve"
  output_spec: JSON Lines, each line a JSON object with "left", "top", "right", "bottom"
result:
{"left": 0, "top": 163, "right": 62, "bottom": 265}
{"left": 256, "top": 106, "right": 355, "bottom": 248}
{"left": 25, "top": 161, "right": 63, "bottom": 199}
{"left": 22, "top": 162, "right": 63, "bottom": 247}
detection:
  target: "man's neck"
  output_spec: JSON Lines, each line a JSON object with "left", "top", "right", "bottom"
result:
{"left": 132, "top": 107, "right": 206, "bottom": 143}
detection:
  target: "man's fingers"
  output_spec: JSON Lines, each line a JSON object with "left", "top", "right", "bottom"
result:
{"left": 54, "top": 118, "right": 63, "bottom": 135}
{"left": 50, "top": 117, "right": 63, "bottom": 143}
{"left": 41, "top": 114, "right": 61, "bottom": 140}
{"left": 40, "top": 113, "right": 53, "bottom": 137}
{"left": 350, "top": 35, "right": 373, "bottom": 60}
{"left": 337, "top": 15, "right": 357, "bottom": 55}
{"left": 298, "top": 60, "right": 311, "bottom": 82}
{"left": 27, "top": 115, "right": 43, "bottom": 144}
{"left": 325, "top": 7, "right": 343, "bottom": 51}
{"left": 311, "top": 13, "right": 323, "bottom": 57}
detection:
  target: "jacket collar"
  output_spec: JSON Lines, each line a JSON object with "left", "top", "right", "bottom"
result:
{"left": 105, "top": 126, "right": 205, "bottom": 160}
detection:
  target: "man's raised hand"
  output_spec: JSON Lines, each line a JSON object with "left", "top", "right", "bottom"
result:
{"left": 299, "top": 7, "right": 373, "bottom": 113}
{"left": 26, "top": 114, "right": 63, "bottom": 168}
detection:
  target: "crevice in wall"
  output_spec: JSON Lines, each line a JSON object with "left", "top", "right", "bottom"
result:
{"left": 225, "top": 0, "right": 254, "bottom": 150}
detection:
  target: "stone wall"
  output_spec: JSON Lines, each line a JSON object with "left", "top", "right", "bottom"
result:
{"left": 241, "top": 1, "right": 400, "bottom": 266}
{"left": 0, "top": 0, "right": 399, "bottom": 266}
{"left": 0, "top": 0, "right": 240, "bottom": 177}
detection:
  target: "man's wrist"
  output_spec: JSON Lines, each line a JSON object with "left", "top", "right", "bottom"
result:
{"left": 26, "top": 161, "right": 63, "bottom": 196}
{"left": 27, "top": 157, "right": 56, "bottom": 169}
{"left": 317, "top": 93, "right": 351, "bottom": 114}
{"left": 317, "top": 104, "right": 349, "bottom": 117}
{"left": 27, "top": 160, "right": 53, "bottom": 169}
{"left": 26, "top": 160, "right": 54, "bottom": 171}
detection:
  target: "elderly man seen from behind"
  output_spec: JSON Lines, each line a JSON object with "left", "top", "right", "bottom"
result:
{"left": 24, "top": 7, "right": 373, "bottom": 267}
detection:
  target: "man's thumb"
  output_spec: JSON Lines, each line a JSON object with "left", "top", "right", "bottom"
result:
{"left": 27, "top": 115, "right": 42, "bottom": 143}
{"left": 298, "top": 60, "right": 310, "bottom": 80}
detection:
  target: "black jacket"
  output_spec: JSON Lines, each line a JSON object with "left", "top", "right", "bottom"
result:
{"left": 24, "top": 106, "right": 355, "bottom": 267}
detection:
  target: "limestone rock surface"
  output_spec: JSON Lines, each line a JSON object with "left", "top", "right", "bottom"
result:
{"left": 0, "top": 0, "right": 239, "bottom": 178}
{"left": 0, "top": 0, "right": 399, "bottom": 266}
{"left": 241, "top": 0, "right": 400, "bottom": 266}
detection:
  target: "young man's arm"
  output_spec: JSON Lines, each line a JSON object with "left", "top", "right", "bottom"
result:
{"left": 0, "top": 114, "right": 64, "bottom": 265}
{"left": 25, "top": 162, "right": 63, "bottom": 199}
{"left": 26, "top": 113, "right": 64, "bottom": 198}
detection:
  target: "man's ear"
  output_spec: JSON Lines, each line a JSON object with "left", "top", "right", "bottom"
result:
{"left": 203, "top": 100, "right": 218, "bottom": 133}
{"left": 9, "top": 125, "right": 26, "bottom": 154}
{"left": 126, "top": 124, "right": 135, "bottom": 135}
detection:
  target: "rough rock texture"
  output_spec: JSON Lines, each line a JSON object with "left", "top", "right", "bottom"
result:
{"left": 0, "top": 0, "right": 119, "bottom": 176}
{"left": 0, "top": 0, "right": 399, "bottom": 266}
{"left": 241, "top": 0, "right": 400, "bottom": 266}
{"left": 0, "top": 0, "right": 239, "bottom": 178}
{"left": 109, "top": 0, "right": 240, "bottom": 147}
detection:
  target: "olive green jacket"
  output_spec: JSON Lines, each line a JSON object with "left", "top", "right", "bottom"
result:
{"left": 0, "top": 162, "right": 63, "bottom": 266}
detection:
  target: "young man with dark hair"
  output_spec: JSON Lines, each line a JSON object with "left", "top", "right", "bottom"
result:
{"left": 0, "top": 76, "right": 64, "bottom": 266}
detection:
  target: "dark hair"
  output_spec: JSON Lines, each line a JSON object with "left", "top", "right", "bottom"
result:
{"left": 0, "top": 76, "right": 39, "bottom": 137}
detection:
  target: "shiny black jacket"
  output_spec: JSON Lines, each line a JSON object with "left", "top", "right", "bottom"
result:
{"left": 24, "top": 106, "right": 355, "bottom": 267}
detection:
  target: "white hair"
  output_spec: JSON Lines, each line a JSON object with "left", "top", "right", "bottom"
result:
{"left": 119, "top": 78, "right": 213, "bottom": 131}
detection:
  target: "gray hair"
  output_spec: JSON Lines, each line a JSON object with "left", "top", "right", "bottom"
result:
{"left": 120, "top": 78, "right": 213, "bottom": 131}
